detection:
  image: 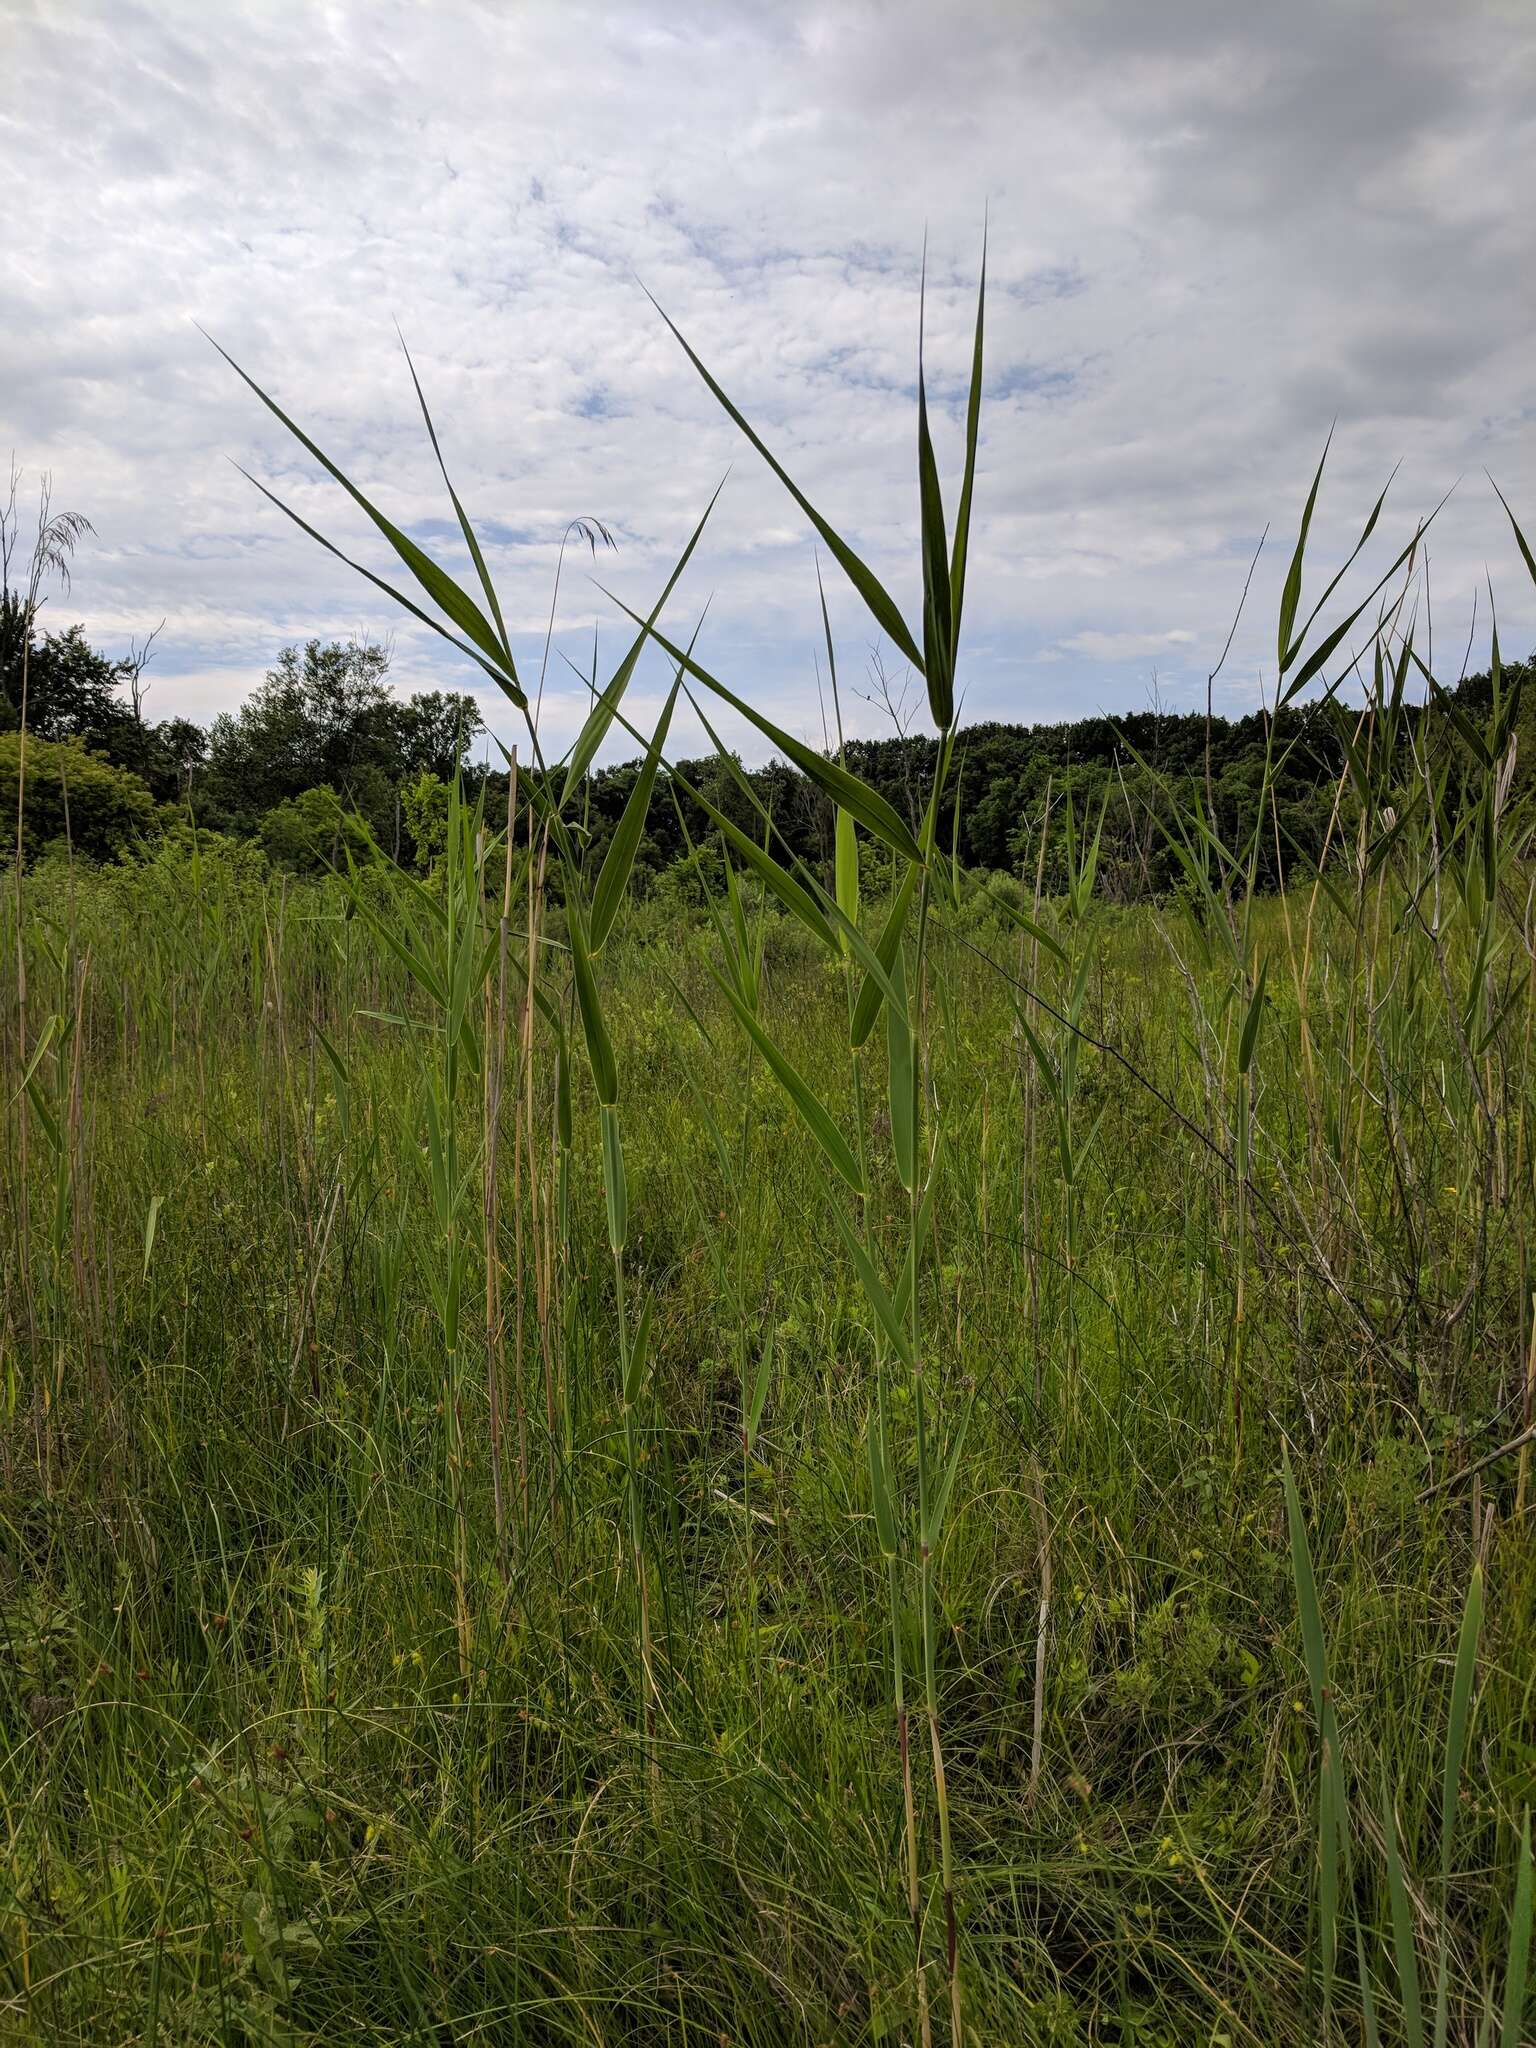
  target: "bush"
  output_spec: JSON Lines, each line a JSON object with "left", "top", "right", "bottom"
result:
{"left": 0, "top": 732, "right": 156, "bottom": 862}
{"left": 258, "top": 784, "right": 374, "bottom": 873}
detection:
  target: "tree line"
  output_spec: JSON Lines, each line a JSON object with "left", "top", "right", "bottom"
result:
{"left": 3, "top": 593, "right": 1529, "bottom": 899}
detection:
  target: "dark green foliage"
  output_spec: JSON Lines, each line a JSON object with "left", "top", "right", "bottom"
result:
{"left": 0, "top": 730, "right": 156, "bottom": 859}
{"left": 199, "top": 638, "right": 480, "bottom": 845}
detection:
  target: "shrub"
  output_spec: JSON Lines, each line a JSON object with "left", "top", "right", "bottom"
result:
{"left": 0, "top": 731, "right": 156, "bottom": 862}
{"left": 258, "top": 783, "right": 374, "bottom": 873}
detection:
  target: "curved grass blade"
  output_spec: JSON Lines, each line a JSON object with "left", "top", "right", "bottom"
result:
{"left": 1238, "top": 956, "right": 1269, "bottom": 1075}
{"left": 623, "top": 1285, "right": 652, "bottom": 1405}
{"left": 1489, "top": 478, "right": 1536, "bottom": 593}
{"left": 669, "top": 761, "right": 840, "bottom": 958}
{"left": 888, "top": 950, "right": 917, "bottom": 1193}
{"left": 561, "top": 485, "right": 722, "bottom": 807}
{"left": 1281, "top": 521, "right": 1436, "bottom": 707}
{"left": 644, "top": 289, "right": 925, "bottom": 675}
{"left": 924, "top": 1403, "right": 972, "bottom": 1550}
{"left": 1282, "top": 465, "right": 1399, "bottom": 674}
{"left": 209, "top": 334, "right": 512, "bottom": 679}
{"left": 867, "top": 1414, "right": 900, "bottom": 1557}
{"left": 235, "top": 466, "right": 526, "bottom": 706}
{"left": 1500, "top": 1814, "right": 1531, "bottom": 2048}
{"left": 1382, "top": 1775, "right": 1426, "bottom": 2048}
{"left": 835, "top": 808, "right": 860, "bottom": 949}
{"left": 568, "top": 898, "right": 618, "bottom": 1106}
{"left": 949, "top": 227, "right": 986, "bottom": 651}
{"left": 1279, "top": 430, "right": 1333, "bottom": 672}
{"left": 828, "top": 1197, "right": 914, "bottom": 1371}
{"left": 590, "top": 677, "right": 680, "bottom": 950}
{"left": 852, "top": 859, "right": 920, "bottom": 1049}
{"left": 599, "top": 592, "right": 924, "bottom": 863}
{"left": 712, "top": 970, "right": 864, "bottom": 1195}
{"left": 397, "top": 329, "right": 513, "bottom": 665}
{"left": 916, "top": 263, "right": 954, "bottom": 731}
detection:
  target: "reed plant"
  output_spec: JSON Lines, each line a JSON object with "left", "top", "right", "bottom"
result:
{"left": 1, "top": 254, "right": 1534, "bottom": 2045}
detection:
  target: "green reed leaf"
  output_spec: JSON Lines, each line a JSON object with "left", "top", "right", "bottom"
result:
{"left": 713, "top": 972, "right": 864, "bottom": 1195}
{"left": 646, "top": 291, "right": 925, "bottom": 675}
{"left": 568, "top": 898, "right": 618, "bottom": 1107}
{"left": 590, "top": 677, "right": 680, "bottom": 951}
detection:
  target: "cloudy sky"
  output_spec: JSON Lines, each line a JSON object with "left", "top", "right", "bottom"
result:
{"left": 3, "top": 0, "right": 1534, "bottom": 764}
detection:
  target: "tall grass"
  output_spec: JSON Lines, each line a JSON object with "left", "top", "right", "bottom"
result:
{"left": 1, "top": 260, "right": 1534, "bottom": 2044}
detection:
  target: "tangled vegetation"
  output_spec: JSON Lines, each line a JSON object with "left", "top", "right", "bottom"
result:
{"left": 3, "top": 264, "right": 1535, "bottom": 2044}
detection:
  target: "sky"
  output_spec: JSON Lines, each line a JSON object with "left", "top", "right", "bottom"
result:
{"left": 3, "top": 0, "right": 1534, "bottom": 768}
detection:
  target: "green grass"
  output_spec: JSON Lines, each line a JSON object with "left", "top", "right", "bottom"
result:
{"left": 3, "top": 258, "right": 1535, "bottom": 2043}
{"left": 2, "top": 837, "right": 1533, "bottom": 2044}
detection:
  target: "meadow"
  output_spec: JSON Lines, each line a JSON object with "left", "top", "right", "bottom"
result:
{"left": 3, "top": 276, "right": 1535, "bottom": 2045}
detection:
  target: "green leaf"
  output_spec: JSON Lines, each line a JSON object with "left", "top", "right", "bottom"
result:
{"left": 24, "top": 1074, "right": 62, "bottom": 1157}
{"left": 925, "top": 1402, "right": 972, "bottom": 1551}
{"left": 621, "top": 1287, "right": 652, "bottom": 1408}
{"left": 887, "top": 952, "right": 917, "bottom": 1194}
{"left": 867, "top": 1414, "right": 900, "bottom": 1557}
{"left": 894, "top": 1138, "right": 946, "bottom": 1325}
{"left": 988, "top": 889, "right": 1067, "bottom": 966}
{"left": 1441, "top": 1564, "right": 1483, "bottom": 1884}
{"left": 646, "top": 291, "right": 925, "bottom": 674}
{"left": 590, "top": 678, "right": 680, "bottom": 950}
{"left": 949, "top": 230, "right": 986, "bottom": 655}
{"left": 1382, "top": 1776, "right": 1426, "bottom": 2048}
{"left": 210, "top": 335, "right": 516, "bottom": 686}
{"left": 1283, "top": 465, "right": 1398, "bottom": 672}
{"left": 555, "top": 1029, "right": 573, "bottom": 1149}
{"left": 568, "top": 898, "right": 618, "bottom": 1106}
{"left": 1489, "top": 477, "right": 1536, "bottom": 594}
{"left": 835, "top": 808, "right": 860, "bottom": 949}
{"left": 1238, "top": 956, "right": 1269, "bottom": 1076}
{"left": 916, "top": 271, "right": 954, "bottom": 731}
{"left": 1281, "top": 520, "right": 1438, "bottom": 707}
{"left": 601, "top": 595, "right": 925, "bottom": 865}
{"left": 561, "top": 489, "right": 721, "bottom": 807}
{"left": 852, "top": 860, "right": 920, "bottom": 1049}
{"left": 1500, "top": 1814, "right": 1531, "bottom": 2048}
{"left": 1279, "top": 430, "right": 1332, "bottom": 673}
{"left": 671, "top": 764, "right": 840, "bottom": 958}
{"left": 828, "top": 1199, "right": 915, "bottom": 1370}
{"left": 713, "top": 972, "right": 864, "bottom": 1194}
{"left": 397, "top": 330, "right": 513, "bottom": 665}
{"left": 238, "top": 467, "right": 526, "bottom": 703}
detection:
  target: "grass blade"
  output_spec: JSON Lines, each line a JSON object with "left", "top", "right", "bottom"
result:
{"left": 712, "top": 971, "right": 864, "bottom": 1195}
{"left": 949, "top": 227, "right": 986, "bottom": 654}
{"left": 599, "top": 594, "right": 924, "bottom": 863}
{"left": 916, "top": 266, "right": 954, "bottom": 732}
{"left": 1383, "top": 1775, "right": 1426, "bottom": 2048}
{"left": 589, "top": 678, "right": 680, "bottom": 951}
{"left": 1279, "top": 430, "right": 1333, "bottom": 673}
{"left": 397, "top": 329, "right": 513, "bottom": 665}
{"left": 1500, "top": 1814, "right": 1532, "bottom": 2048}
{"left": 828, "top": 1197, "right": 915, "bottom": 1370}
{"left": 561, "top": 488, "right": 722, "bottom": 806}
{"left": 852, "top": 861, "right": 921, "bottom": 1049}
{"left": 645, "top": 291, "right": 924, "bottom": 674}
{"left": 210, "top": 335, "right": 513, "bottom": 680}
{"left": 568, "top": 898, "right": 618, "bottom": 1106}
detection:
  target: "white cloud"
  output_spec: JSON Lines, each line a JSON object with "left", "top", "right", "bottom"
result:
{"left": 1058, "top": 629, "right": 1199, "bottom": 663}
{"left": 2, "top": 0, "right": 1533, "bottom": 765}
